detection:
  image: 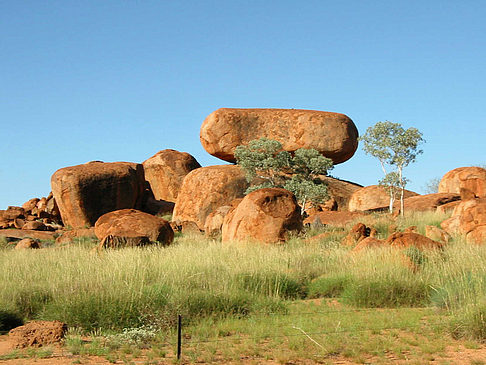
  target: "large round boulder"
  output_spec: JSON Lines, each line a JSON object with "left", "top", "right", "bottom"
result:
{"left": 51, "top": 162, "right": 144, "bottom": 229}
{"left": 172, "top": 165, "right": 249, "bottom": 230}
{"left": 348, "top": 185, "right": 419, "bottom": 212}
{"left": 438, "top": 167, "right": 486, "bottom": 198}
{"left": 221, "top": 188, "right": 302, "bottom": 243}
{"left": 200, "top": 108, "right": 359, "bottom": 164}
{"left": 95, "top": 209, "right": 174, "bottom": 248}
{"left": 441, "top": 198, "right": 486, "bottom": 244}
{"left": 142, "top": 149, "right": 201, "bottom": 202}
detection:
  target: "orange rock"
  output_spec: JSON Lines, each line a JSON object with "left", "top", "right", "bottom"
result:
{"left": 200, "top": 108, "right": 359, "bottom": 164}
{"left": 436, "top": 200, "right": 461, "bottom": 214}
{"left": 15, "top": 238, "right": 41, "bottom": 250}
{"left": 318, "top": 176, "right": 362, "bottom": 211}
{"left": 51, "top": 161, "right": 145, "bottom": 228}
{"left": 466, "top": 226, "right": 486, "bottom": 244}
{"left": 352, "top": 237, "right": 386, "bottom": 251}
{"left": 348, "top": 185, "right": 418, "bottom": 212}
{"left": 0, "top": 206, "right": 25, "bottom": 221}
{"left": 142, "top": 149, "right": 201, "bottom": 202}
{"left": 439, "top": 166, "right": 486, "bottom": 198}
{"left": 401, "top": 193, "right": 460, "bottom": 212}
{"left": 403, "top": 226, "right": 418, "bottom": 233}
{"left": 95, "top": 209, "right": 173, "bottom": 248}
{"left": 22, "top": 221, "right": 47, "bottom": 231}
{"left": 222, "top": 188, "right": 302, "bottom": 243}
{"left": 341, "top": 222, "right": 368, "bottom": 246}
{"left": 172, "top": 165, "right": 249, "bottom": 230}
{"left": 425, "top": 225, "right": 451, "bottom": 243}
{"left": 385, "top": 232, "right": 443, "bottom": 250}
{"left": 204, "top": 205, "right": 233, "bottom": 237}
{"left": 22, "top": 198, "right": 40, "bottom": 213}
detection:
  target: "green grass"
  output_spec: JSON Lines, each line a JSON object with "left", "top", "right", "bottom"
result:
{"left": 1, "top": 210, "right": 486, "bottom": 351}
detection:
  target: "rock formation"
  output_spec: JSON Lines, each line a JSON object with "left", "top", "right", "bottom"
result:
{"left": 348, "top": 185, "right": 418, "bottom": 212}
{"left": 172, "top": 165, "right": 249, "bottom": 230}
{"left": 222, "top": 188, "right": 302, "bottom": 243}
{"left": 439, "top": 166, "right": 486, "bottom": 198}
{"left": 51, "top": 161, "right": 145, "bottom": 228}
{"left": 200, "top": 108, "right": 359, "bottom": 164}
{"left": 142, "top": 149, "right": 201, "bottom": 202}
{"left": 95, "top": 209, "right": 174, "bottom": 248}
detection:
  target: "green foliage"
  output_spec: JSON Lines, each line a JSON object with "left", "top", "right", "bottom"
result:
{"left": 307, "top": 275, "right": 350, "bottom": 298}
{"left": 360, "top": 121, "right": 425, "bottom": 214}
{"left": 235, "top": 138, "right": 334, "bottom": 213}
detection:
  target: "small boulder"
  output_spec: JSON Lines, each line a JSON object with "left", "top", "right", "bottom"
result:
{"left": 15, "top": 238, "right": 41, "bottom": 250}
{"left": 22, "top": 221, "right": 47, "bottom": 231}
{"left": 222, "top": 188, "right": 302, "bottom": 243}
{"left": 9, "top": 320, "right": 67, "bottom": 348}
{"left": 352, "top": 237, "right": 386, "bottom": 251}
{"left": 304, "top": 211, "right": 365, "bottom": 227}
{"left": 425, "top": 225, "right": 451, "bottom": 244}
{"left": 0, "top": 206, "right": 25, "bottom": 221}
{"left": 143, "top": 149, "right": 201, "bottom": 202}
{"left": 401, "top": 193, "right": 461, "bottom": 212}
{"left": 22, "top": 198, "right": 40, "bottom": 213}
{"left": 385, "top": 232, "right": 443, "bottom": 250}
{"left": 95, "top": 209, "right": 174, "bottom": 248}
{"left": 439, "top": 166, "right": 486, "bottom": 198}
{"left": 341, "top": 223, "right": 367, "bottom": 246}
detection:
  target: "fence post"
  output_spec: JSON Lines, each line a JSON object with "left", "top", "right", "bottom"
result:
{"left": 177, "top": 314, "right": 182, "bottom": 361}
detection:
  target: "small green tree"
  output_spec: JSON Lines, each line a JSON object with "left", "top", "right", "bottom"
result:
{"left": 234, "top": 138, "right": 334, "bottom": 215}
{"left": 360, "top": 121, "right": 424, "bottom": 215}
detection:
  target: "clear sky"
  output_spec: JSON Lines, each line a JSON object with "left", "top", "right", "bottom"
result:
{"left": 1, "top": 0, "right": 485, "bottom": 209}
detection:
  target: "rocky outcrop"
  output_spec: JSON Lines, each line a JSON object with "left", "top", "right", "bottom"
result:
{"left": 317, "top": 176, "right": 362, "bottom": 211}
{"left": 441, "top": 198, "right": 486, "bottom": 244}
{"left": 51, "top": 161, "right": 145, "bottom": 229}
{"left": 94, "top": 209, "right": 174, "bottom": 248}
{"left": 439, "top": 167, "right": 486, "bottom": 198}
{"left": 304, "top": 211, "right": 365, "bottom": 227}
{"left": 204, "top": 205, "right": 233, "bottom": 238}
{"left": 348, "top": 185, "right": 418, "bottom": 212}
{"left": 425, "top": 225, "right": 451, "bottom": 244}
{"left": 222, "top": 188, "right": 302, "bottom": 243}
{"left": 55, "top": 228, "right": 96, "bottom": 245}
{"left": 142, "top": 149, "right": 201, "bottom": 202}
{"left": 200, "top": 108, "right": 359, "bottom": 164}
{"left": 172, "top": 165, "right": 249, "bottom": 230}
{"left": 341, "top": 222, "right": 377, "bottom": 247}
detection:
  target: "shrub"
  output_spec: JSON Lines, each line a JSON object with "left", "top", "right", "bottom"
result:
{"left": 307, "top": 275, "right": 351, "bottom": 298}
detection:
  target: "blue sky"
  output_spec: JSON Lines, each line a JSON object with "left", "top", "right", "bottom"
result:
{"left": 1, "top": 0, "right": 485, "bottom": 209}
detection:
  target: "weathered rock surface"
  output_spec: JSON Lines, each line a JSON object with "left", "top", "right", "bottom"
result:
{"left": 0, "top": 229, "right": 56, "bottom": 241}
{"left": 352, "top": 237, "right": 386, "bottom": 251}
{"left": 51, "top": 161, "right": 145, "bottom": 228}
{"left": 441, "top": 198, "right": 486, "bottom": 244}
{"left": 425, "top": 225, "right": 451, "bottom": 244}
{"left": 9, "top": 321, "right": 67, "bottom": 348}
{"left": 401, "top": 193, "right": 461, "bottom": 212}
{"left": 95, "top": 209, "right": 174, "bottom": 248}
{"left": 172, "top": 165, "right": 249, "bottom": 230}
{"left": 318, "top": 176, "right": 362, "bottom": 211}
{"left": 348, "top": 185, "right": 418, "bottom": 212}
{"left": 222, "top": 188, "right": 302, "bottom": 243}
{"left": 341, "top": 222, "right": 377, "bottom": 247}
{"left": 204, "top": 205, "right": 233, "bottom": 238}
{"left": 15, "top": 238, "right": 41, "bottom": 250}
{"left": 143, "top": 149, "right": 201, "bottom": 202}
{"left": 200, "top": 108, "right": 359, "bottom": 164}
{"left": 439, "top": 166, "right": 486, "bottom": 198}
{"left": 385, "top": 232, "right": 443, "bottom": 249}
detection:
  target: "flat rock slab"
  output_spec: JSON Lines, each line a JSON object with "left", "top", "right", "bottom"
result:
{"left": 0, "top": 229, "right": 57, "bottom": 241}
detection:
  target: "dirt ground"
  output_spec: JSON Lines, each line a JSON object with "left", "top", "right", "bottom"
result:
{"left": 2, "top": 334, "right": 486, "bottom": 364}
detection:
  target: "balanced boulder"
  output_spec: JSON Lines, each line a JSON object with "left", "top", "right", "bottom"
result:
{"left": 222, "top": 188, "right": 302, "bottom": 243}
{"left": 172, "top": 165, "right": 249, "bottom": 230}
{"left": 51, "top": 161, "right": 144, "bottom": 228}
{"left": 200, "top": 108, "right": 359, "bottom": 164}
{"left": 95, "top": 209, "right": 174, "bottom": 248}
{"left": 142, "top": 149, "right": 201, "bottom": 202}
{"left": 439, "top": 166, "right": 486, "bottom": 198}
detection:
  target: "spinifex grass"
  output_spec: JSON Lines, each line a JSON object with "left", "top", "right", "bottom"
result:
{"left": 1, "top": 210, "right": 486, "bottom": 344}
